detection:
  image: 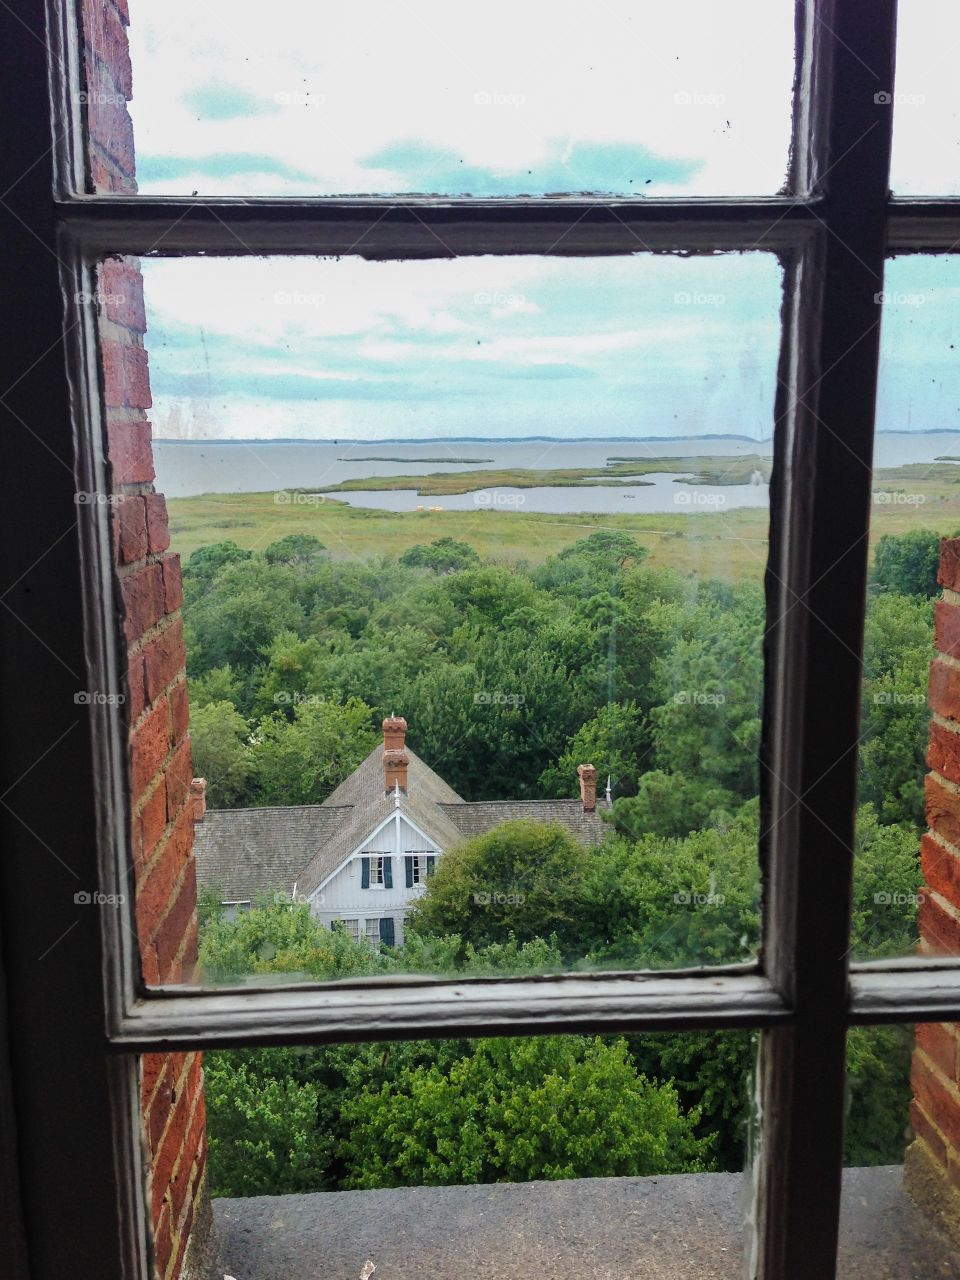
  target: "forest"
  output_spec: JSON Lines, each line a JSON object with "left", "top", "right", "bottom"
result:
{"left": 183, "top": 524, "right": 941, "bottom": 1197}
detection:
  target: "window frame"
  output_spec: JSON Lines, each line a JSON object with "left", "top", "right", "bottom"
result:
{"left": 3, "top": 0, "right": 958, "bottom": 1277}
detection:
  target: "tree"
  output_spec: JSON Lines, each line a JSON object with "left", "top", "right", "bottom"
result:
{"left": 870, "top": 528, "right": 943, "bottom": 597}
{"left": 612, "top": 771, "right": 737, "bottom": 840}
{"left": 399, "top": 537, "right": 480, "bottom": 573}
{"left": 338, "top": 1035, "right": 713, "bottom": 1188}
{"left": 539, "top": 701, "right": 648, "bottom": 799}
{"left": 188, "top": 700, "right": 254, "bottom": 808}
{"left": 252, "top": 696, "right": 377, "bottom": 806}
{"left": 183, "top": 540, "right": 252, "bottom": 588}
{"left": 185, "top": 559, "right": 307, "bottom": 673}
{"left": 850, "top": 802, "right": 922, "bottom": 959}
{"left": 263, "top": 533, "right": 327, "bottom": 568}
{"left": 406, "top": 821, "right": 589, "bottom": 958}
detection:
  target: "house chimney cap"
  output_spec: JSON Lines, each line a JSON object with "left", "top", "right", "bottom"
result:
{"left": 190, "top": 777, "right": 207, "bottom": 822}
{"left": 577, "top": 763, "right": 598, "bottom": 782}
{"left": 383, "top": 714, "right": 408, "bottom": 733}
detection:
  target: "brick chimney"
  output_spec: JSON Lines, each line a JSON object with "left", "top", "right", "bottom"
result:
{"left": 578, "top": 763, "right": 598, "bottom": 813}
{"left": 383, "top": 715, "right": 409, "bottom": 793}
{"left": 190, "top": 777, "right": 206, "bottom": 823}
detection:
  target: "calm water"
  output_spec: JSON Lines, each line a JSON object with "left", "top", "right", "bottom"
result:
{"left": 153, "top": 433, "right": 957, "bottom": 514}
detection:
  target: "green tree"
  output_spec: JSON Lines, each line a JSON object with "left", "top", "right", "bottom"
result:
{"left": 407, "top": 821, "right": 589, "bottom": 958}
{"left": 539, "top": 701, "right": 648, "bottom": 799}
{"left": 263, "top": 533, "right": 327, "bottom": 567}
{"left": 399, "top": 537, "right": 480, "bottom": 573}
{"left": 252, "top": 695, "right": 377, "bottom": 807}
{"left": 339, "top": 1035, "right": 713, "bottom": 1188}
{"left": 870, "top": 528, "right": 943, "bottom": 597}
{"left": 850, "top": 803, "right": 922, "bottom": 959}
{"left": 183, "top": 540, "right": 252, "bottom": 588}
{"left": 188, "top": 700, "right": 254, "bottom": 808}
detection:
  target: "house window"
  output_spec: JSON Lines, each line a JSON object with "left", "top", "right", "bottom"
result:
{"left": 406, "top": 853, "right": 436, "bottom": 886}
{"left": 10, "top": 3, "right": 960, "bottom": 1278}
{"left": 332, "top": 918, "right": 360, "bottom": 942}
{"left": 362, "top": 855, "right": 392, "bottom": 889}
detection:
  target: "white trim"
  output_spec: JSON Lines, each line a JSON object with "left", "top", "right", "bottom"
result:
{"left": 307, "top": 806, "right": 441, "bottom": 901}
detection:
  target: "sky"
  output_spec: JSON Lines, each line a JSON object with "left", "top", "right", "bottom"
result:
{"left": 122, "top": 1, "right": 960, "bottom": 442}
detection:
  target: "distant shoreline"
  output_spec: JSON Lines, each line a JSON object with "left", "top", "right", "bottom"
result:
{"left": 153, "top": 430, "right": 954, "bottom": 445}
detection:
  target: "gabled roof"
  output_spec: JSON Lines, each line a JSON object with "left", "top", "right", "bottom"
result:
{"left": 322, "top": 744, "right": 464, "bottom": 809}
{"left": 440, "top": 799, "right": 607, "bottom": 845}
{"left": 193, "top": 803, "right": 351, "bottom": 902}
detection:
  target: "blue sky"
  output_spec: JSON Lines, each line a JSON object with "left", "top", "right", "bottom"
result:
{"left": 124, "top": 1, "right": 960, "bottom": 442}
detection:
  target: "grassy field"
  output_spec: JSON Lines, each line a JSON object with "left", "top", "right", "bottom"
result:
{"left": 165, "top": 460, "right": 960, "bottom": 582}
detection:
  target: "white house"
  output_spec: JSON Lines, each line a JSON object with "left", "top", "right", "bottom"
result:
{"left": 193, "top": 716, "right": 608, "bottom": 945}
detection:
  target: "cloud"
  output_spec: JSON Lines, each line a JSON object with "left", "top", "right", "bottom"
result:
{"left": 136, "top": 152, "right": 315, "bottom": 184}
{"left": 181, "top": 83, "right": 280, "bottom": 121}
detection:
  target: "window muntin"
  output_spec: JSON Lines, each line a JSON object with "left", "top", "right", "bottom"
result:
{"left": 107, "top": 0, "right": 797, "bottom": 199}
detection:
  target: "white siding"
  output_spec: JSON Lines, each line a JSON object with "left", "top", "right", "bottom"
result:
{"left": 309, "top": 810, "right": 440, "bottom": 947}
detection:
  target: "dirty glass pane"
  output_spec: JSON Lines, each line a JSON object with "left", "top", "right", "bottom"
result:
{"left": 890, "top": 0, "right": 960, "bottom": 196}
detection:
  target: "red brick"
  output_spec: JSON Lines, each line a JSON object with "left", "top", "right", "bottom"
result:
{"left": 152, "top": 1201, "right": 173, "bottom": 1280}
{"left": 920, "top": 893, "right": 960, "bottom": 955}
{"left": 940, "top": 539, "right": 960, "bottom": 593}
{"left": 926, "top": 774, "right": 960, "bottom": 852}
{"left": 101, "top": 340, "right": 152, "bottom": 410}
{"left": 98, "top": 259, "right": 147, "bottom": 333}
{"left": 170, "top": 1198, "right": 196, "bottom": 1280}
{"left": 912, "top": 1053, "right": 960, "bottom": 1150}
{"left": 936, "top": 600, "right": 960, "bottom": 661}
{"left": 127, "top": 650, "right": 146, "bottom": 723}
{"left": 141, "top": 939, "right": 160, "bottom": 986}
{"left": 165, "top": 740, "right": 193, "bottom": 823}
{"left": 144, "top": 617, "right": 185, "bottom": 703}
{"left": 922, "top": 833, "right": 960, "bottom": 909}
{"left": 84, "top": 79, "right": 136, "bottom": 181}
{"left": 144, "top": 1057, "right": 180, "bottom": 1154}
{"left": 146, "top": 493, "right": 171, "bottom": 554}
{"left": 137, "top": 780, "right": 168, "bottom": 872}
{"left": 131, "top": 695, "right": 170, "bottom": 797}
{"left": 141, "top": 1052, "right": 168, "bottom": 1107}
{"left": 112, "top": 0, "right": 130, "bottom": 26}
{"left": 161, "top": 555, "right": 184, "bottom": 613}
{"left": 179, "top": 914, "right": 200, "bottom": 978}
{"left": 107, "top": 417, "right": 154, "bottom": 486}
{"left": 121, "top": 562, "right": 164, "bottom": 642}
{"left": 917, "top": 1023, "right": 960, "bottom": 1084}
{"left": 928, "top": 720, "right": 960, "bottom": 788}
{"left": 154, "top": 863, "right": 198, "bottom": 980}
{"left": 910, "top": 1098, "right": 948, "bottom": 1167}
{"left": 137, "top": 829, "right": 194, "bottom": 943}
{"left": 170, "top": 679, "right": 190, "bottom": 744}
{"left": 930, "top": 658, "right": 960, "bottom": 724}
{"left": 116, "top": 494, "right": 147, "bottom": 564}
{"left": 82, "top": 0, "right": 133, "bottom": 98}
{"left": 151, "top": 1061, "right": 202, "bottom": 1222}
{"left": 88, "top": 143, "right": 135, "bottom": 195}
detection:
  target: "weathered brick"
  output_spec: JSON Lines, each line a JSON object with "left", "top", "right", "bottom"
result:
{"left": 920, "top": 893, "right": 960, "bottom": 955}
{"left": 152, "top": 1201, "right": 173, "bottom": 1280}
{"left": 146, "top": 493, "right": 171, "bottom": 553}
{"left": 107, "top": 417, "right": 154, "bottom": 486}
{"left": 170, "top": 679, "right": 190, "bottom": 744}
{"left": 101, "top": 340, "right": 152, "bottom": 410}
{"left": 926, "top": 775, "right": 960, "bottom": 852}
{"left": 928, "top": 720, "right": 960, "bottom": 788}
{"left": 127, "top": 649, "right": 145, "bottom": 723}
{"left": 116, "top": 494, "right": 147, "bottom": 564}
{"left": 913, "top": 1053, "right": 960, "bottom": 1152}
{"left": 82, "top": 0, "right": 133, "bottom": 98}
{"left": 930, "top": 658, "right": 960, "bottom": 724}
{"left": 940, "top": 539, "right": 960, "bottom": 593}
{"left": 85, "top": 82, "right": 136, "bottom": 182}
{"left": 137, "top": 779, "right": 168, "bottom": 872}
{"left": 161, "top": 555, "right": 184, "bottom": 613}
{"left": 122, "top": 562, "right": 164, "bottom": 642}
{"left": 137, "top": 831, "right": 194, "bottom": 944}
{"left": 144, "top": 617, "right": 185, "bottom": 702}
{"left": 99, "top": 259, "right": 146, "bottom": 333}
{"left": 153, "top": 862, "right": 198, "bottom": 979}
{"left": 165, "top": 740, "right": 193, "bottom": 823}
{"left": 131, "top": 695, "right": 169, "bottom": 797}
{"left": 921, "top": 834, "right": 960, "bottom": 910}
{"left": 910, "top": 1098, "right": 949, "bottom": 1167}
{"left": 917, "top": 1023, "right": 960, "bottom": 1084}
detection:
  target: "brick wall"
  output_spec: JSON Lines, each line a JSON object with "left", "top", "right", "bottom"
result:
{"left": 81, "top": 3, "right": 210, "bottom": 1276}
{"left": 905, "top": 536, "right": 960, "bottom": 1243}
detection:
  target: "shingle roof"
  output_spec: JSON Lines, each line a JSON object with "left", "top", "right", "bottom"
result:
{"left": 439, "top": 800, "right": 608, "bottom": 845}
{"left": 194, "top": 744, "right": 607, "bottom": 905}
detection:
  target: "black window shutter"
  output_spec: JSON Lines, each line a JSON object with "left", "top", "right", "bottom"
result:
{"left": 405, "top": 855, "right": 413, "bottom": 888}
{"left": 361, "top": 856, "right": 370, "bottom": 889}
{"left": 426, "top": 855, "right": 436, "bottom": 876}
{"left": 383, "top": 856, "right": 393, "bottom": 889}
{"left": 379, "top": 917, "right": 396, "bottom": 947}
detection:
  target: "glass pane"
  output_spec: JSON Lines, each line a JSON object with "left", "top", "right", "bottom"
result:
{"left": 140, "top": 1031, "right": 758, "bottom": 1275}
{"left": 891, "top": 1, "right": 960, "bottom": 196}
{"left": 853, "top": 256, "right": 960, "bottom": 961}
{"left": 96, "top": 250, "right": 780, "bottom": 987}
{"left": 85, "top": 0, "right": 795, "bottom": 196}
{"left": 839, "top": 1023, "right": 960, "bottom": 1275}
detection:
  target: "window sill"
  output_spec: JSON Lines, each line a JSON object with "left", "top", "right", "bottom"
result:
{"left": 208, "top": 1166, "right": 960, "bottom": 1280}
